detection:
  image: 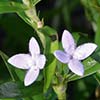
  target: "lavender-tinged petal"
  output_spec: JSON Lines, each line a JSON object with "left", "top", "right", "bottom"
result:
{"left": 8, "top": 54, "right": 32, "bottom": 69}
{"left": 68, "top": 59, "right": 84, "bottom": 76}
{"left": 24, "top": 67, "right": 39, "bottom": 86}
{"left": 62, "top": 30, "right": 76, "bottom": 55}
{"left": 54, "top": 50, "right": 70, "bottom": 63}
{"left": 29, "top": 37, "right": 40, "bottom": 57}
{"left": 36, "top": 54, "right": 46, "bottom": 69}
{"left": 73, "top": 43, "right": 97, "bottom": 60}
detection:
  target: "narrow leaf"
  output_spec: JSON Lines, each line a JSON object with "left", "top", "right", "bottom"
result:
{"left": 94, "top": 18, "right": 100, "bottom": 84}
{"left": 44, "top": 40, "right": 58, "bottom": 93}
{"left": 17, "top": 11, "right": 32, "bottom": 27}
{"left": 68, "top": 57, "right": 100, "bottom": 82}
{"left": 95, "top": 18, "right": 100, "bottom": 50}
{"left": 0, "top": 51, "right": 15, "bottom": 81}
{"left": 94, "top": 72, "right": 100, "bottom": 85}
{"left": 44, "top": 57, "right": 57, "bottom": 93}
{"left": 0, "top": 51, "right": 23, "bottom": 81}
{"left": 0, "top": 2, "right": 28, "bottom": 14}
{"left": 38, "top": 26, "right": 57, "bottom": 36}
{"left": 31, "top": 0, "right": 41, "bottom": 6}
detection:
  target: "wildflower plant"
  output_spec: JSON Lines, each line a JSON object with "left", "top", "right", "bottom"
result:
{"left": 0, "top": 0, "right": 100, "bottom": 100}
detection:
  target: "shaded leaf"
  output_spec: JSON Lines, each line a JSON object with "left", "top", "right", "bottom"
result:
{"left": 0, "top": 82, "right": 21, "bottom": 98}
{"left": 94, "top": 72, "right": 100, "bottom": 84}
{"left": 32, "top": 93, "right": 44, "bottom": 100}
{"left": 0, "top": 51, "right": 15, "bottom": 81}
{"left": 0, "top": 51, "right": 24, "bottom": 82}
{"left": 0, "top": 81, "right": 43, "bottom": 98}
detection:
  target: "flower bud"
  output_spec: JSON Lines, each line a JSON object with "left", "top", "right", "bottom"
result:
{"left": 37, "top": 21, "right": 43, "bottom": 28}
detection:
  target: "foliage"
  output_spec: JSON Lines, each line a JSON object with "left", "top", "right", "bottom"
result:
{"left": 0, "top": 0, "right": 100, "bottom": 100}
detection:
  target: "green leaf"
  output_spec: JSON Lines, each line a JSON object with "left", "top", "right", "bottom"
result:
{"left": 39, "top": 26, "right": 58, "bottom": 93}
{"left": 14, "top": 69, "right": 25, "bottom": 81}
{"left": 44, "top": 40, "right": 58, "bottom": 93}
{"left": 0, "top": 1, "right": 28, "bottom": 14}
{"left": 23, "top": 0, "right": 41, "bottom": 6}
{"left": 38, "top": 26, "right": 58, "bottom": 54}
{"left": 68, "top": 57, "right": 100, "bottom": 82}
{"left": 81, "top": 0, "right": 100, "bottom": 31}
{"left": 72, "top": 32, "right": 80, "bottom": 43}
{"left": 50, "top": 40, "right": 58, "bottom": 53}
{"left": 0, "top": 51, "right": 15, "bottom": 81}
{"left": 31, "top": 0, "right": 41, "bottom": 6}
{"left": 94, "top": 18, "right": 100, "bottom": 84}
{"left": 44, "top": 36, "right": 51, "bottom": 54}
{"left": 95, "top": 18, "right": 100, "bottom": 50}
{"left": 37, "top": 26, "right": 58, "bottom": 52}
{"left": 32, "top": 93, "right": 44, "bottom": 100}
{"left": 38, "top": 26, "right": 57, "bottom": 36}
{"left": 21, "top": 82, "right": 43, "bottom": 98}
{"left": 17, "top": 11, "right": 32, "bottom": 27}
{"left": 0, "top": 81, "right": 43, "bottom": 98}
{"left": 0, "top": 98, "right": 15, "bottom": 100}
{"left": 44, "top": 57, "right": 57, "bottom": 93}
{"left": 94, "top": 72, "right": 100, "bottom": 84}
{"left": 0, "top": 51, "right": 24, "bottom": 82}
{"left": 0, "top": 82, "right": 21, "bottom": 98}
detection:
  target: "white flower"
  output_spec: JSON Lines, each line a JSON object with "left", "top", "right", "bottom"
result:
{"left": 54, "top": 30, "right": 97, "bottom": 76}
{"left": 8, "top": 37, "right": 46, "bottom": 86}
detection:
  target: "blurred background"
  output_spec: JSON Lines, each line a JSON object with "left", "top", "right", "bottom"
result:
{"left": 0, "top": 0, "right": 100, "bottom": 100}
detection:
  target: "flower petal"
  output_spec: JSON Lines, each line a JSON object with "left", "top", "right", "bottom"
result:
{"left": 36, "top": 55, "right": 46, "bottom": 69}
{"left": 54, "top": 50, "right": 70, "bottom": 63}
{"left": 68, "top": 59, "right": 84, "bottom": 76}
{"left": 62, "top": 30, "right": 76, "bottom": 55}
{"left": 29, "top": 37, "right": 40, "bottom": 56}
{"left": 73, "top": 43, "right": 97, "bottom": 60}
{"left": 24, "top": 67, "right": 39, "bottom": 86}
{"left": 8, "top": 54, "right": 32, "bottom": 69}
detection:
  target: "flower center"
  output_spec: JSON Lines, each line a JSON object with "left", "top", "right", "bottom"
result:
{"left": 27, "top": 58, "right": 36, "bottom": 67}
{"left": 70, "top": 55, "right": 73, "bottom": 60}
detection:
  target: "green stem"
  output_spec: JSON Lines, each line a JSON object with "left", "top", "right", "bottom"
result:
{"left": 53, "top": 83, "right": 67, "bottom": 100}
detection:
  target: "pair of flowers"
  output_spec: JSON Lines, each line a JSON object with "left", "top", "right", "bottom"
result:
{"left": 8, "top": 30, "right": 97, "bottom": 86}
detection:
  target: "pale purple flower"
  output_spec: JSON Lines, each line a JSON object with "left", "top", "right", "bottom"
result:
{"left": 54, "top": 30, "right": 97, "bottom": 76}
{"left": 8, "top": 37, "right": 46, "bottom": 86}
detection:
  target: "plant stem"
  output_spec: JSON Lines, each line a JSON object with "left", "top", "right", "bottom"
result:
{"left": 53, "top": 83, "right": 67, "bottom": 100}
